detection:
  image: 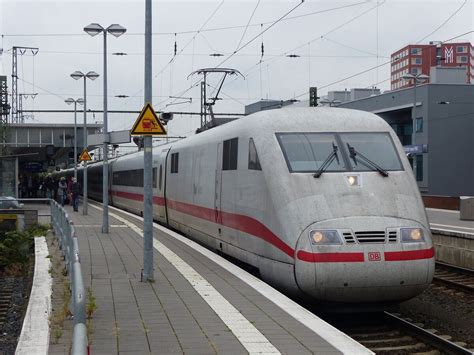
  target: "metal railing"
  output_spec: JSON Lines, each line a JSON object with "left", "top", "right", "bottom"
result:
{"left": 0, "top": 197, "right": 88, "bottom": 353}
{"left": 50, "top": 200, "right": 88, "bottom": 354}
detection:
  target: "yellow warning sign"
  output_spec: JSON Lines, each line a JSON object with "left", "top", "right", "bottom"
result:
{"left": 79, "top": 149, "right": 92, "bottom": 162}
{"left": 130, "top": 103, "right": 167, "bottom": 136}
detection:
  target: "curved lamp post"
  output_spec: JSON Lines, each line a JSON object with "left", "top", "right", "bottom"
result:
{"left": 402, "top": 73, "right": 429, "bottom": 140}
{"left": 71, "top": 70, "right": 99, "bottom": 215}
{"left": 84, "top": 23, "right": 126, "bottom": 234}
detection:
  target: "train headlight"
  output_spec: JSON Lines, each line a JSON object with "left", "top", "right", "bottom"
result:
{"left": 400, "top": 228, "right": 425, "bottom": 243}
{"left": 309, "top": 230, "right": 342, "bottom": 245}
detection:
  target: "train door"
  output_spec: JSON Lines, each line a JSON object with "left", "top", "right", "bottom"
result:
{"left": 214, "top": 142, "right": 223, "bottom": 224}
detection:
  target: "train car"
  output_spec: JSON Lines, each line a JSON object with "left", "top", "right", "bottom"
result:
{"left": 73, "top": 107, "right": 435, "bottom": 305}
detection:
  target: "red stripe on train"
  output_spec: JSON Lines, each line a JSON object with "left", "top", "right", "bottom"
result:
{"left": 384, "top": 247, "right": 435, "bottom": 261}
{"left": 111, "top": 189, "right": 434, "bottom": 263}
{"left": 297, "top": 251, "right": 365, "bottom": 263}
{"left": 166, "top": 199, "right": 294, "bottom": 258}
{"left": 111, "top": 190, "right": 165, "bottom": 205}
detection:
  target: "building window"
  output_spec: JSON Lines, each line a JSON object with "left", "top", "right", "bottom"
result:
{"left": 416, "top": 155, "right": 423, "bottom": 181}
{"left": 223, "top": 137, "right": 238, "bottom": 170}
{"left": 411, "top": 67, "right": 419, "bottom": 75}
{"left": 171, "top": 152, "right": 179, "bottom": 174}
{"left": 457, "top": 56, "right": 468, "bottom": 63}
{"left": 411, "top": 48, "right": 421, "bottom": 55}
{"left": 456, "top": 46, "right": 467, "bottom": 53}
{"left": 248, "top": 138, "right": 262, "bottom": 170}
{"left": 415, "top": 117, "right": 423, "bottom": 133}
{"left": 411, "top": 57, "right": 422, "bottom": 65}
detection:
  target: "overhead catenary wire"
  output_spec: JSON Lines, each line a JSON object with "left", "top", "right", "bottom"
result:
{"left": 235, "top": 0, "right": 261, "bottom": 51}
{"left": 119, "top": 0, "right": 225, "bottom": 111}
{"left": 160, "top": 0, "right": 305, "bottom": 110}
{"left": 224, "top": 0, "right": 386, "bottom": 89}
{"left": 0, "top": 1, "right": 371, "bottom": 38}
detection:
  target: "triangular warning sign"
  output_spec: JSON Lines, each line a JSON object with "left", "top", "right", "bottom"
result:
{"left": 131, "top": 103, "right": 167, "bottom": 136}
{"left": 79, "top": 149, "right": 92, "bottom": 162}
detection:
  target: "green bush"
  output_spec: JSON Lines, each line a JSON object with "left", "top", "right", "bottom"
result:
{"left": 0, "top": 224, "right": 49, "bottom": 274}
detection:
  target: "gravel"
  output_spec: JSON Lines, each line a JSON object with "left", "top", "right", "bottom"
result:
{"left": 398, "top": 283, "right": 474, "bottom": 349}
{"left": 0, "top": 265, "right": 33, "bottom": 355}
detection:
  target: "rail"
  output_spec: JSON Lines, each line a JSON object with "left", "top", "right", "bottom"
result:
{"left": 50, "top": 200, "right": 88, "bottom": 354}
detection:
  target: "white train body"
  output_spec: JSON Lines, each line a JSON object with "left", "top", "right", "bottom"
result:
{"left": 81, "top": 107, "right": 434, "bottom": 304}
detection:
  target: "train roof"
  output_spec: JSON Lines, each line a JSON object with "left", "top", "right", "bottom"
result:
{"left": 171, "top": 106, "right": 393, "bottom": 148}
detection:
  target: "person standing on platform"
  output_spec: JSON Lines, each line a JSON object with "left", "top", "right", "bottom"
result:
{"left": 67, "top": 176, "right": 73, "bottom": 206}
{"left": 71, "top": 177, "right": 81, "bottom": 212}
{"left": 58, "top": 177, "right": 67, "bottom": 207}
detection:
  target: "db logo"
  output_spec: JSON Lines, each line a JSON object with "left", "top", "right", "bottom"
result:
{"left": 368, "top": 252, "right": 381, "bottom": 261}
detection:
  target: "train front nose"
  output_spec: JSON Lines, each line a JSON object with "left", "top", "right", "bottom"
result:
{"left": 294, "top": 218, "right": 435, "bottom": 303}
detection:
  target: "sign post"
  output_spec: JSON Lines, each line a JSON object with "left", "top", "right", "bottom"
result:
{"left": 131, "top": 101, "right": 167, "bottom": 282}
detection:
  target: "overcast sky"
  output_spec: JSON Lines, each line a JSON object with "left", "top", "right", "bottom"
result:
{"left": 1, "top": 0, "right": 472, "bottom": 138}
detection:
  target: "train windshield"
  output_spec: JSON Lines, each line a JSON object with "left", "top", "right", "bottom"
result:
{"left": 276, "top": 133, "right": 346, "bottom": 172}
{"left": 340, "top": 132, "right": 403, "bottom": 171}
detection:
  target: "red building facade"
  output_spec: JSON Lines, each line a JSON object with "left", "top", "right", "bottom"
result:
{"left": 391, "top": 42, "right": 473, "bottom": 90}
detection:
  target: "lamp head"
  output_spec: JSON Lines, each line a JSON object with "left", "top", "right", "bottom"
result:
{"left": 86, "top": 71, "right": 100, "bottom": 80}
{"left": 402, "top": 74, "right": 415, "bottom": 81}
{"left": 107, "top": 24, "right": 127, "bottom": 37}
{"left": 65, "top": 98, "right": 75, "bottom": 105}
{"left": 84, "top": 23, "right": 104, "bottom": 36}
{"left": 77, "top": 98, "right": 84, "bottom": 105}
{"left": 417, "top": 74, "right": 430, "bottom": 81}
{"left": 70, "top": 71, "right": 85, "bottom": 80}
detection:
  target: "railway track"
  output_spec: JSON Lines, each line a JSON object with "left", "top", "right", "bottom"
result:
{"left": 0, "top": 279, "right": 13, "bottom": 327}
{"left": 434, "top": 262, "right": 474, "bottom": 293}
{"left": 325, "top": 311, "right": 473, "bottom": 354}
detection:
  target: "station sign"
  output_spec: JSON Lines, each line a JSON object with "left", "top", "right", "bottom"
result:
{"left": 79, "top": 149, "right": 92, "bottom": 162}
{"left": 403, "top": 144, "right": 428, "bottom": 155}
{"left": 130, "top": 103, "right": 167, "bottom": 136}
{"left": 21, "top": 161, "right": 44, "bottom": 172}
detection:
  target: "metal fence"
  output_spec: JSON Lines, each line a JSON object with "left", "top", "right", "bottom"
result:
{"left": 50, "top": 200, "right": 87, "bottom": 354}
{"left": 0, "top": 198, "right": 87, "bottom": 354}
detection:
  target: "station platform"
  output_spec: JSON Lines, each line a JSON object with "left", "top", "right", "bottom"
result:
{"left": 48, "top": 202, "right": 371, "bottom": 355}
{"left": 427, "top": 207, "right": 474, "bottom": 237}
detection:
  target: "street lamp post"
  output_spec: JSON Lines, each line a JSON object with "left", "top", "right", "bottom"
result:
{"left": 71, "top": 70, "right": 100, "bottom": 215}
{"left": 402, "top": 73, "right": 429, "bottom": 143}
{"left": 64, "top": 98, "right": 84, "bottom": 179}
{"left": 84, "top": 23, "right": 127, "bottom": 234}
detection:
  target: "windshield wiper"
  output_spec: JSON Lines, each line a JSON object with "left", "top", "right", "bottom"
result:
{"left": 314, "top": 143, "right": 340, "bottom": 178}
{"left": 346, "top": 143, "right": 389, "bottom": 177}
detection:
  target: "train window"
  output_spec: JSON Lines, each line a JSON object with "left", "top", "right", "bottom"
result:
{"left": 276, "top": 133, "right": 345, "bottom": 173}
{"left": 223, "top": 137, "right": 238, "bottom": 170}
{"left": 159, "top": 164, "right": 163, "bottom": 190}
{"left": 152, "top": 168, "right": 157, "bottom": 188}
{"left": 340, "top": 133, "right": 403, "bottom": 171}
{"left": 171, "top": 153, "right": 179, "bottom": 174}
{"left": 248, "top": 138, "right": 262, "bottom": 171}
{"left": 112, "top": 169, "right": 144, "bottom": 186}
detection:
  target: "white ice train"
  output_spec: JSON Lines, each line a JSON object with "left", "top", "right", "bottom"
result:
{"left": 75, "top": 107, "right": 435, "bottom": 304}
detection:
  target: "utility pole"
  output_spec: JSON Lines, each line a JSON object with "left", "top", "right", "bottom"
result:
{"left": 142, "top": 0, "right": 154, "bottom": 282}
{"left": 11, "top": 46, "right": 39, "bottom": 123}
